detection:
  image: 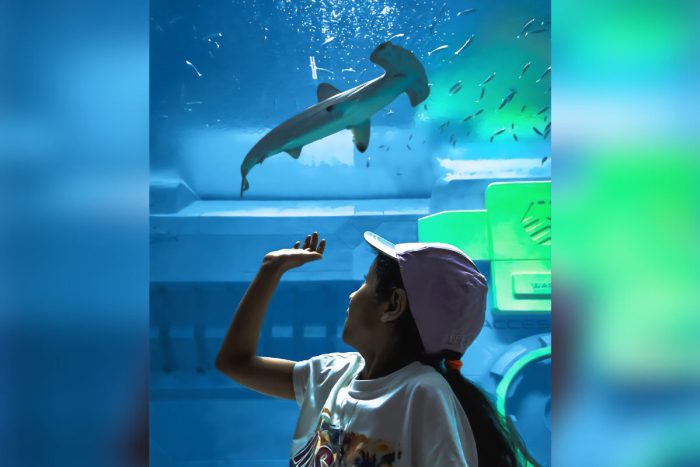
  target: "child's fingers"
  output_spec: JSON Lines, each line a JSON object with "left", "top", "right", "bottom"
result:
{"left": 309, "top": 232, "right": 319, "bottom": 251}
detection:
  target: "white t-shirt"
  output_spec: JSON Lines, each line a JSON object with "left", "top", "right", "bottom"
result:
{"left": 290, "top": 352, "right": 478, "bottom": 467}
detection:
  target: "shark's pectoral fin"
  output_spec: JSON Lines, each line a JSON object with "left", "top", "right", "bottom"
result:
{"left": 286, "top": 147, "right": 303, "bottom": 159}
{"left": 317, "top": 83, "right": 342, "bottom": 102}
{"left": 350, "top": 121, "right": 371, "bottom": 153}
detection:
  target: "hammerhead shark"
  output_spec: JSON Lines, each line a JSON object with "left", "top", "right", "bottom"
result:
{"left": 239, "top": 41, "right": 430, "bottom": 197}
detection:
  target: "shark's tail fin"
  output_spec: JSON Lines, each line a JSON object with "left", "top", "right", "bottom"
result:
{"left": 240, "top": 175, "right": 249, "bottom": 198}
{"left": 370, "top": 42, "right": 430, "bottom": 107}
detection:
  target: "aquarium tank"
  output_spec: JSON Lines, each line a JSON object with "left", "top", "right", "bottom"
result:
{"left": 150, "top": 0, "right": 551, "bottom": 465}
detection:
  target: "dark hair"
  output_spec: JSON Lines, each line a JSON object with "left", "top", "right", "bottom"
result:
{"left": 373, "top": 254, "right": 539, "bottom": 467}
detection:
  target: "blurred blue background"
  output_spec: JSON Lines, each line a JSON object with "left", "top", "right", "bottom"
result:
{"left": 150, "top": 0, "right": 551, "bottom": 465}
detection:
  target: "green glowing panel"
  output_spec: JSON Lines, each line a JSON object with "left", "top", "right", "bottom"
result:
{"left": 495, "top": 345, "right": 551, "bottom": 467}
{"left": 496, "top": 345, "right": 552, "bottom": 416}
{"left": 486, "top": 181, "right": 551, "bottom": 260}
{"left": 417, "top": 210, "right": 490, "bottom": 260}
{"left": 493, "top": 260, "right": 551, "bottom": 312}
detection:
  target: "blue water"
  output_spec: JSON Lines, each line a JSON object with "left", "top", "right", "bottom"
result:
{"left": 150, "top": 0, "right": 551, "bottom": 465}
{"left": 151, "top": 0, "right": 550, "bottom": 201}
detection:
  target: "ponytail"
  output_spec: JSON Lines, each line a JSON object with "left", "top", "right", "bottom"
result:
{"left": 420, "top": 352, "right": 540, "bottom": 467}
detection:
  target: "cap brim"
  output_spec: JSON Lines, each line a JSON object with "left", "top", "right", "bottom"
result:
{"left": 363, "top": 231, "right": 398, "bottom": 259}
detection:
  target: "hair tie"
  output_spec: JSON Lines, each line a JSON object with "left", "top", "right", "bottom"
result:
{"left": 445, "top": 359, "right": 463, "bottom": 371}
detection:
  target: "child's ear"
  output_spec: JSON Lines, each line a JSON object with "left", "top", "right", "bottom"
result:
{"left": 381, "top": 289, "right": 407, "bottom": 322}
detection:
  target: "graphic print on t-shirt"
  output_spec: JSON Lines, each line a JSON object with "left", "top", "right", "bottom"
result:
{"left": 290, "top": 408, "right": 402, "bottom": 467}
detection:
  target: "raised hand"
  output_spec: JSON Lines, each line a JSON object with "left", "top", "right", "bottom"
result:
{"left": 262, "top": 231, "right": 326, "bottom": 274}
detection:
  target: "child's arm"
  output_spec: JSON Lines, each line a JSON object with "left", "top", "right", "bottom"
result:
{"left": 215, "top": 232, "right": 325, "bottom": 400}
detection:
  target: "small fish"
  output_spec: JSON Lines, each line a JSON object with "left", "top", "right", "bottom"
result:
{"left": 449, "top": 80, "right": 462, "bottom": 93}
{"left": 388, "top": 33, "right": 405, "bottom": 41}
{"left": 463, "top": 115, "right": 473, "bottom": 122}
{"left": 451, "top": 85, "right": 463, "bottom": 95}
{"left": 385, "top": 109, "right": 395, "bottom": 116}
{"left": 315, "top": 66, "right": 333, "bottom": 75}
{"left": 452, "top": 139, "right": 456, "bottom": 148}
{"left": 498, "top": 89, "right": 518, "bottom": 111}
{"left": 511, "top": 122, "right": 515, "bottom": 130}
{"left": 476, "top": 87, "right": 485, "bottom": 103}
{"left": 427, "top": 45, "right": 449, "bottom": 56}
{"left": 478, "top": 72, "right": 496, "bottom": 87}
{"left": 341, "top": 68, "right": 357, "bottom": 73}
{"left": 451, "top": 34, "right": 475, "bottom": 61}
{"left": 366, "top": 158, "right": 371, "bottom": 168}
{"left": 424, "top": 104, "right": 428, "bottom": 110}
{"left": 456, "top": 8, "right": 476, "bottom": 16}
{"left": 519, "top": 62, "right": 531, "bottom": 79}
{"left": 406, "top": 144, "right": 412, "bottom": 150}
{"left": 386, "top": 146, "right": 390, "bottom": 152}
{"left": 544, "top": 115, "right": 548, "bottom": 122}
{"left": 439, "top": 121, "right": 450, "bottom": 130}
{"left": 185, "top": 60, "right": 203, "bottom": 77}
{"left": 378, "top": 145, "right": 386, "bottom": 149}
{"left": 490, "top": 128, "right": 506, "bottom": 142}
{"left": 536, "top": 66, "right": 551, "bottom": 83}
{"left": 544, "top": 122, "right": 551, "bottom": 134}
{"left": 541, "top": 156, "right": 549, "bottom": 165}
{"left": 474, "top": 109, "right": 484, "bottom": 117}
{"left": 517, "top": 18, "right": 536, "bottom": 38}
{"left": 533, "top": 127, "right": 544, "bottom": 136}
{"left": 322, "top": 36, "right": 335, "bottom": 45}
{"left": 513, "top": 133, "right": 519, "bottom": 142}
{"left": 525, "top": 28, "right": 548, "bottom": 36}
{"left": 449, "top": 134, "right": 455, "bottom": 143}
{"left": 521, "top": 105, "right": 527, "bottom": 113}
{"left": 409, "top": 134, "right": 413, "bottom": 141}
{"left": 537, "top": 106, "right": 550, "bottom": 115}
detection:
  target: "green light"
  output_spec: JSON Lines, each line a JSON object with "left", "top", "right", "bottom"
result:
{"left": 417, "top": 210, "right": 490, "bottom": 260}
{"left": 495, "top": 346, "right": 551, "bottom": 467}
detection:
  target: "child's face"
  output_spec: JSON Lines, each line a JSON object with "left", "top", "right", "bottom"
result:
{"left": 341, "top": 259, "right": 385, "bottom": 349}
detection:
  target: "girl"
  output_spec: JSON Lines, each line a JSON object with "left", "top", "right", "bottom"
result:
{"left": 216, "top": 231, "right": 537, "bottom": 466}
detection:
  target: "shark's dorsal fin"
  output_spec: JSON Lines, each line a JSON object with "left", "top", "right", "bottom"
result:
{"left": 317, "top": 83, "right": 342, "bottom": 102}
{"left": 286, "top": 147, "right": 302, "bottom": 159}
{"left": 350, "top": 121, "right": 371, "bottom": 153}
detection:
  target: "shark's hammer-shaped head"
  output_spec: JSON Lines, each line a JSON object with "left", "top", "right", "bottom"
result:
{"left": 370, "top": 42, "right": 430, "bottom": 107}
